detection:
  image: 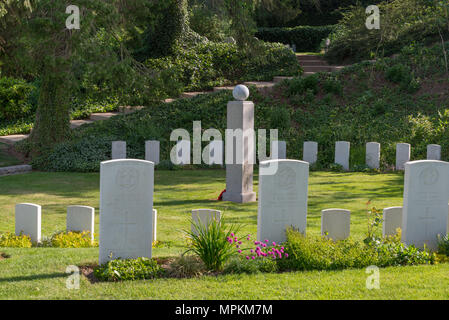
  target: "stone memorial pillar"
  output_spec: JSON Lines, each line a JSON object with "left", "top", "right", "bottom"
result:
{"left": 222, "top": 85, "right": 256, "bottom": 203}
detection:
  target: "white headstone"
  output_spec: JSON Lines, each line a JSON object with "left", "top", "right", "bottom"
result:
{"left": 152, "top": 209, "right": 157, "bottom": 243}
{"left": 335, "top": 141, "right": 350, "bottom": 171}
{"left": 257, "top": 160, "right": 309, "bottom": 243}
{"left": 271, "top": 140, "right": 286, "bottom": 159}
{"left": 99, "top": 159, "right": 154, "bottom": 265}
{"left": 427, "top": 144, "right": 441, "bottom": 161}
{"left": 191, "top": 209, "right": 221, "bottom": 236}
{"left": 145, "top": 140, "right": 160, "bottom": 165}
{"left": 382, "top": 206, "right": 402, "bottom": 237}
{"left": 15, "top": 203, "right": 41, "bottom": 243}
{"left": 396, "top": 143, "right": 410, "bottom": 170}
{"left": 111, "top": 141, "right": 126, "bottom": 160}
{"left": 203, "top": 140, "right": 223, "bottom": 165}
{"left": 321, "top": 209, "right": 350, "bottom": 241}
{"left": 175, "top": 140, "right": 190, "bottom": 165}
{"left": 402, "top": 160, "right": 449, "bottom": 250}
{"left": 303, "top": 141, "right": 318, "bottom": 165}
{"left": 67, "top": 205, "right": 95, "bottom": 243}
{"left": 366, "top": 142, "right": 380, "bottom": 169}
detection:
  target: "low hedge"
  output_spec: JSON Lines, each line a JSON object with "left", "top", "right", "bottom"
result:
{"left": 255, "top": 25, "right": 335, "bottom": 52}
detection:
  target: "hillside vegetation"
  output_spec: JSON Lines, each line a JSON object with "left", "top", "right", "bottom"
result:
{"left": 29, "top": 42, "right": 449, "bottom": 172}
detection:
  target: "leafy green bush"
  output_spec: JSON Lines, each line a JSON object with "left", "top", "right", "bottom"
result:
{"left": 0, "top": 77, "right": 34, "bottom": 120}
{"left": 184, "top": 216, "right": 238, "bottom": 272}
{"left": 94, "top": 257, "right": 164, "bottom": 281}
{"left": 325, "top": 0, "right": 449, "bottom": 64}
{"left": 223, "top": 255, "right": 278, "bottom": 274}
{"left": 41, "top": 231, "right": 97, "bottom": 248}
{"left": 0, "top": 232, "right": 32, "bottom": 248}
{"left": 437, "top": 235, "right": 449, "bottom": 256}
{"left": 255, "top": 25, "right": 335, "bottom": 52}
{"left": 278, "top": 229, "right": 435, "bottom": 271}
{"left": 285, "top": 74, "right": 319, "bottom": 96}
{"left": 145, "top": 41, "right": 301, "bottom": 92}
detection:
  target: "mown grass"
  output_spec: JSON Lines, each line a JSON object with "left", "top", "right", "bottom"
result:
{"left": 1, "top": 169, "right": 448, "bottom": 300}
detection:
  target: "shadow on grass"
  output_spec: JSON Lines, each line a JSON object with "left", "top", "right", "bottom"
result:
{"left": 0, "top": 272, "right": 67, "bottom": 283}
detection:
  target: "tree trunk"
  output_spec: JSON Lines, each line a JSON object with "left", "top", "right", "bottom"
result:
{"left": 29, "top": 60, "right": 71, "bottom": 155}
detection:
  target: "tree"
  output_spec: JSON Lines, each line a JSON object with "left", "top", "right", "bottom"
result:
{"left": 0, "top": 0, "right": 186, "bottom": 155}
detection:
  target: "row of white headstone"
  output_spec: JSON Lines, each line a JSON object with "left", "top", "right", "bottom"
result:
{"left": 96, "top": 158, "right": 449, "bottom": 264}
{"left": 113, "top": 140, "right": 442, "bottom": 170}
{"left": 14, "top": 203, "right": 157, "bottom": 245}
{"left": 257, "top": 159, "right": 449, "bottom": 251}
{"left": 111, "top": 140, "right": 287, "bottom": 165}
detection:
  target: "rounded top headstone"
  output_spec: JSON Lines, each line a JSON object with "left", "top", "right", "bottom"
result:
{"left": 233, "top": 85, "right": 249, "bottom": 101}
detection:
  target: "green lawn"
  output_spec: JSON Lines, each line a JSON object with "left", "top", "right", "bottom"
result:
{"left": 1, "top": 169, "right": 449, "bottom": 299}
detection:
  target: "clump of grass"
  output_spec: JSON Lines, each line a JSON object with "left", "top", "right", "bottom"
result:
{"left": 164, "top": 255, "right": 207, "bottom": 278}
{"left": 184, "top": 217, "right": 239, "bottom": 272}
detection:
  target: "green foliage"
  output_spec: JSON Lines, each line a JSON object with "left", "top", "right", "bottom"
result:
{"left": 285, "top": 74, "right": 319, "bottom": 96}
{"left": 0, "top": 77, "right": 34, "bottom": 120}
{"left": 278, "top": 229, "right": 435, "bottom": 271}
{"left": 188, "top": 3, "right": 231, "bottom": 41}
{"left": 223, "top": 256, "right": 278, "bottom": 274}
{"left": 41, "top": 231, "right": 97, "bottom": 248}
{"left": 164, "top": 255, "right": 207, "bottom": 278}
{"left": 256, "top": 25, "right": 335, "bottom": 52}
{"left": 437, "top": 234, "right": 449, "bottom": 256}
{"left": 184, "top": 216, "right": 239, "bottom": 271}
{"left": 325, "top": 0, "right": 449, "bottom": 64}
{"left": 0, "top": 232, "right": 32, "bottom": 248}
{"left": 94, "top": 257, "right": 164, "bottom": 281}
{"left": 145, "top": 41, "right": 301, "bottom": 92}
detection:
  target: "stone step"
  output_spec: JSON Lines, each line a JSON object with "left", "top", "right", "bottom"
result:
{"left": 89, "top": 112, "right": 120, "bottom": 121}
{"left": 302, "top": 65, "right": 333, "bottom": 73}
{"left": 0, "top": 164, "right": 32, "bottom": 176}
{"left": 297, "top": 55, "right": 323, "bottom": 61}
{"left": 0, "top": 134, "right": 29, "bottom": 145}
{"left": 180, "top": 92, "right": 207, "bottom": 99}
{"left": 303, "top": 72, "right": 317, "bottom": 76}
{"left": 70, "top": 120, "right": 94, "bottom": 129}
{"left": 118, "top": 106, "right": 144, "bottom": 114}
{"left": 273, "top": 76, "right": 294, "bottom": 83}
{"left": 213, "top": 86, "right": 235, "bottom": 92}
{"left": 300, "top": 60, "right": 330, "bottom": 67}
{"left": 243, "top": 81, "right": 275, "bottom": 89}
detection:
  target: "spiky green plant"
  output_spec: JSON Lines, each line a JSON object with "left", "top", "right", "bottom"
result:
{"left": 184, "top": 216, "right": 240, "bottom": 272}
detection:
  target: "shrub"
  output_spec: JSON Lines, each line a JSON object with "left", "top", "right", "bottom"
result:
{"left": 255, "top": 25, "right": 335, "bottom": 52}
{"left": 0, "top": 77, "right": 34, "bottom": 120}
{"left": 285, "top": 74, "right": 319, "bottom": 96}
{"left": 437, "top": 234, "right": 449, "bottom": 256}
{"left": 42, "top": 231, "right": 97, "bottom": 248}
{"left": 223, "top": 256, "right": 278, "bottom": 274}
{"left": 278, "top": 229, "right": 434, "bottom": 271}
{"left": 184, "top": 217, "right": 239, "bottom": 272}
{"left": 325, "top": 0, "right": 449, "bottom": 64}
{"left": 0, "top": 232, "right": 32, "bottom": 248}
{"left": 94, "top": 257, "right": 163, "bottom": 281}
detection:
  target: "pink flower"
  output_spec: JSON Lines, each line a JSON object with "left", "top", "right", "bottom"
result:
{"left": 238, "top": 241, "right": 242, "bottom": 245}
{"left": 250, "top": 249, "right": 254, "bottom": 253}
{"left": 265, "top": 239, "right": 269, "bottom": 243}
{"left": 251, "top": 256, "right": 255, "bottom": 260}
{"left": 272, "top": 242, "right": 276, "bottom": 246}
{"left": 230, "top": 233, "right": 234, "bottom": 237}
{"left": 254, "top": 241, "right": 260, "bottom": 245}
{"left": 246, "top": 256, "right": 250, "bottom": 260}
{"left": 238, "top": 250, "right": 242, "bottom": 254}
{"left": 285, "top": 253, "right": 289, "bottom": 258}
{"left": 262, "top": 244, "right": 267, "bottom": 247}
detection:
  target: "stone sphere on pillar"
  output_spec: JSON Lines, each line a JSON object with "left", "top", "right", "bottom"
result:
{"left": 233, "top": 85, "right": 250, "bottom": 101}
